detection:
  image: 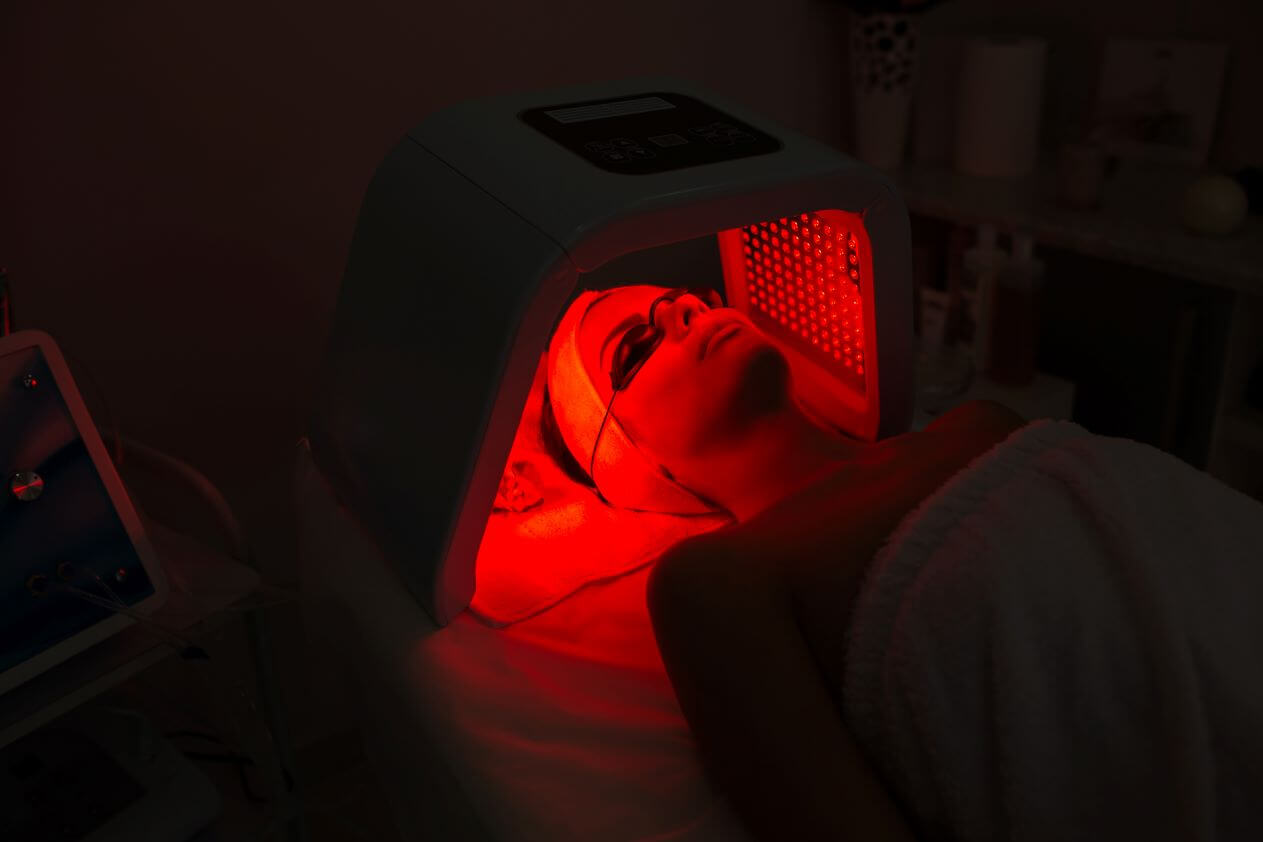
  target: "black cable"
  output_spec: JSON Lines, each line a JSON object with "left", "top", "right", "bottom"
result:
{"left": 237, "top": 760, "right": 270, "bottom": 805}
{"left": 182, "top": 749, "right": 256, "bottom": 766}
{"left": 45, "top": 565, "right": 211, "bottom": 661}
{"left": 167, "top": 730, "right": 294, "bottom": 796}
{"left": 165, "top": 729, "right": 229, "bottom": 743}
{"left": 167, "top": 731, "right": 270, "bottom": 805}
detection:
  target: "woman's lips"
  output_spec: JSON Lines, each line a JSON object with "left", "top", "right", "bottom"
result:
{"left": 703, "top": 323, "right": 742, "bottom": 357}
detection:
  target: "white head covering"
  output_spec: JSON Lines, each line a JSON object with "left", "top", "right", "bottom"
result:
{"left": 546, "top": 286, "right": 718, "bottom": 515}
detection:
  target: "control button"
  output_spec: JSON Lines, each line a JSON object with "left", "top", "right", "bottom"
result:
{"left": 22, "top": 374, "right": 38, "bottom": 389}
{"left": 585, "top": 141, "right": 613, "bottom": 152}
{"left": 648, "top": 133, "right": 688, "bottom": 147}
{"left": 611, "top": 137, "right": 638, "bottom": 147}
{"left": 626, "top": 148, "right": 656, "bottom": 159}
{"left": 10, "top": 471, "right": 44, "bottom": 501}
{"left": 689, "top": 122, "right": 757, "bottom": 146}
{"left": 602, "top": 151, "right": 628, "bottom": 162}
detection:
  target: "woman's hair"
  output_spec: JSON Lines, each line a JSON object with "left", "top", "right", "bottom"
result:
{"left": 539, "top": 385, "right": 596, "bottom": 488}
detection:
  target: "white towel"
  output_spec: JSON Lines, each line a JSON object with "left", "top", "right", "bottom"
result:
{"left": 843, "top": 421, "right": 1263, "bottom": 841}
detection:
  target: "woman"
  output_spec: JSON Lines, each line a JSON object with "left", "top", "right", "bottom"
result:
{"left": 546, "top": 285, "right": 1263, "bottom": 841}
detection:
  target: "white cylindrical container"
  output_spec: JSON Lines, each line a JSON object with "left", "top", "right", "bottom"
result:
{"left": 850, "top": 12, "right": 920, "bottom": 171}
{"left": 953, "top": 37, "right": 1048, "bottom": 178}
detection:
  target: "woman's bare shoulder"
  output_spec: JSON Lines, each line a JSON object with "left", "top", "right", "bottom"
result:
{"left": 651, "top": 402, "right": 1028, "bottom": 625}
{"left": 657, "top": 406, "right": 1029, "bottom": 659}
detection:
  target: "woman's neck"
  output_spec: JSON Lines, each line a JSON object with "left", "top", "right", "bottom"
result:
{"left": 689, "top": 403, "right": 861, "bottom": 522}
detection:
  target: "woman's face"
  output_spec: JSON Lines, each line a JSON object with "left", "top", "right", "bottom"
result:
{"left": 579, "top": 287, "right": 792, "bottom": 474}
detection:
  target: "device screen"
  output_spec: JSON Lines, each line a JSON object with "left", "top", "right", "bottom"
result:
{"left": 0, "top": 347, "right": 155, "bottom": 674}
{"left": 521, "top": 91, "right": 781, "bottom": 174}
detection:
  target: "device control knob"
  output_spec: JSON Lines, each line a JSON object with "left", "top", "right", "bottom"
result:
{"left": 10, "top": 471, "right": 44, "bottom": 501}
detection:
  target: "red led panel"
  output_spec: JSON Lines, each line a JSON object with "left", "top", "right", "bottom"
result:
{"left": 729, "top": 211, "right": 867, "bottom": 394}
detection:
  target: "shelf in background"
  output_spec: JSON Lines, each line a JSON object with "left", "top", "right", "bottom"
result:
{"left": 888, "top": 165, "right": 1263, "bottom": 296}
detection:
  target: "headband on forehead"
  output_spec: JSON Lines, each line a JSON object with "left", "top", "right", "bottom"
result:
{"left": 546, "top": 287, "right": 719, "bottom": 515}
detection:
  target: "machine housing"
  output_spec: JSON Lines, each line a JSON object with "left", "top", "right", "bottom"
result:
{"left": 309, "top": 78, "right": 913, "bottom": 625}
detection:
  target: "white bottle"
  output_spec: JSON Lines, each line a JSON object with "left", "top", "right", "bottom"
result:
{"left": 960, "top": 223, "right": 1006, "bottom": 373}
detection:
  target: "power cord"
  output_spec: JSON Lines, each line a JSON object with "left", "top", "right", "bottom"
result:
{"left": 28, "top": 563, "right": 210, "bottom": 660}
{"left": 117, "top": 436, "right": 250, "bottom": 563}
{"left": 165, "top": 729, "right": 270, "bottom": 805}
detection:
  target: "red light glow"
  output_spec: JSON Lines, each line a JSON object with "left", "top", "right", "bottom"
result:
{"left": 471, "top": 210, "right": 876, "bottom": 613}
{"left": 733, "top": 211, "right": 867, "bottom": 394}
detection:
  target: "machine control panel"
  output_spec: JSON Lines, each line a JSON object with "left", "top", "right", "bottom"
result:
{"left": 1, "top": 335, "right": 159, "bottom": 686}
{"left": 521, "top": 91, "right": 781, "bottom": 175}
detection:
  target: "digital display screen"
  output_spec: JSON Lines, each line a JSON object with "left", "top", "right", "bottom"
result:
{"left": 544, "top": 95, "right": 676, "bottom": 124}
{"left": 522, "top": 91, "right": 781, "bottom": 175}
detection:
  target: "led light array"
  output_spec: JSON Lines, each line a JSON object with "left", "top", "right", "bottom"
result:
{"left": 740, "top": 212, "right": 866, "bottom": 391}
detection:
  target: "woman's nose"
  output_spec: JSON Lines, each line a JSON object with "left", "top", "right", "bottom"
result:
{"left": 662, "top": 295, "right": 709, "bottom": 339}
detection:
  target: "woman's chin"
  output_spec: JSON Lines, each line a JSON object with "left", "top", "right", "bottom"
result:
{"left": 726, "top": 341, "right": 792, "bottom": 418}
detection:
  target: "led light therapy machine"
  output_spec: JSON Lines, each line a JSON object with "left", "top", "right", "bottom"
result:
{"left": 308, "top": 78, "right": 913, "bottom": 627}
{"left": 1, "top": 331, "right": 167, "bottom": 696}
